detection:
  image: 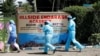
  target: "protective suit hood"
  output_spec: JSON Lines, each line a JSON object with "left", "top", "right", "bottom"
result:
{"left": 68, "top": 15, "right": 72, "bottom": 19}
{"left": 45, "top": 21, "right": 52, "bottom": 26}
{"left": 9, "top": 20, "right": 15, "bottom": 24}
{"left": 68, "top": 15, "right": 76, "bottom": 20}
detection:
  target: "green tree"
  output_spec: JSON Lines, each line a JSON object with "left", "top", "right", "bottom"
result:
{"left": 21, "top": 3, "right": 33, "bottom": 12}
{"left": 27, "top": 0, "right": 35, "bottom": 12}
{"left": 3, "top": 0, "right": 16, "bottom": 17}
{"left": 91, "top": 1, "right": 100, "bottom": 33}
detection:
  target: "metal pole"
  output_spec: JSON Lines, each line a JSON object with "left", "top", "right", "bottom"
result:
{"left": 52, "top": 0, "right": 56, "bottom": 11}
{"left": 63, "top": 0, "right": 66, "bottom": 8}
{"left": 33, "top": 0, "right": 37, "bottom": 12}
{"left": 57, "top": 0, "right": 60, "bottom": 11}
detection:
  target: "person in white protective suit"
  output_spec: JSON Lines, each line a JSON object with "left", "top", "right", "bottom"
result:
{"left": 65, "top": 15, "right": 85, "bottom": 52}
{"left": 6, "top": 20, "right": 20, "bottom": 53}
{"left": 40, "top": 21, "right": 56, "bottom": 54}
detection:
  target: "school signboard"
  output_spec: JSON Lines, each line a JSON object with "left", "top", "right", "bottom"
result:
{"left": 17, "top": 12, "right": 69, "bottom": 46}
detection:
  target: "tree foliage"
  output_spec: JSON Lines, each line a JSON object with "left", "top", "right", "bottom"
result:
{"left": 21, "top": 3, "right": 33, "bottom": 12}
{"left": 93, "top": 1, "right": 100, "bottom": 11}
{"left": 27, "top": 0, "right": 35, "bottom": 12}
{"left": 91, "top": 1, "right": 100, "bottom": 33}
{"left": 26, "top": 0, "right": 100, "bottom": 11}
{"left": 3, "top": 0, "right": 16, "bottom": 17}
{"left": 88, "top": 33, "right": 100, "bottom": 45}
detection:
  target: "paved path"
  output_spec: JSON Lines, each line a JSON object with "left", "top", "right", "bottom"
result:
{"left": 0, "top": 47, "right": 100, "bottom": 56}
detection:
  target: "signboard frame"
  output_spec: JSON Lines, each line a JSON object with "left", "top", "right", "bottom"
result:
{"left": 17, "top": 12, "right": 69, "bottom": 46}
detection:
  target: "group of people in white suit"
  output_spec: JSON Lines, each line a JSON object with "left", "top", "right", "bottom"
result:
{"left": 39, "top": 15, "right": 85, "bottom": 54}
{"left": 5, "top": 14, "right": 85, "bottom": 54}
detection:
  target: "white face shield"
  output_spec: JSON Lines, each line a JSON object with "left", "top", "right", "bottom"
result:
{"left": 68, "top": 15, "right": 72, "bottom": 19}
{"left": 45, "top": 21, "right": 52, "bottom": 26}
{"left": 68, "top": 15, "right": 76, "bottom": 20}
{"left": 9, "top": 20, "right": 15, "bottom": 24}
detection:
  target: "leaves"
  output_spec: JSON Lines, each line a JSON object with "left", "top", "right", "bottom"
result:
{"left": 88, "top": 33, "right": 100, "bottom": 45}
{"left": 21, "top": 3, "right": 33, "bottom": 12}
{"left": 3, "top": 0, "right": 16, "bottom": 17}
{"left": 93, "top": 1, "right": 100, "bottom": 11}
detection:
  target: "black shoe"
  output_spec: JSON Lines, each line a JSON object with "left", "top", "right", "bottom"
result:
{"left": 53, "top": 49, "right": 56, "bottom": 54}
{"left": 79, "top": 46, "right": 86, "bottom": 52}
{"left": 42, "top": 52, "right": 47, "bottom": 54}
{"left": 17, "top": 50, "right": 20, "bottom": 53}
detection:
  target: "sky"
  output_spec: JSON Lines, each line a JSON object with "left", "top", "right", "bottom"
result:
{"left": 14, "top": 0, "right": 27, "bottom": 5}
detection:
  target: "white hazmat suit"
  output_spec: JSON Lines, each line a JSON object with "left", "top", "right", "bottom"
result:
{"left": 40, "top": 21, "right": 56, "bottom": 54}
{"left": 65, "top": 15, "right": 85, "bottom": 51}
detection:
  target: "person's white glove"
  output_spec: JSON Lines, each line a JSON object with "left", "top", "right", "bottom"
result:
{"left": 72, "top": 17, "right": 76, "bottom": 20}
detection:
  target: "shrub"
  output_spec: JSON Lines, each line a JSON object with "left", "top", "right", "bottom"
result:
{"left": 93, "top": 1, "right": 100, "bottom": 11}
{"left": 62, "top": 6, "right": 89, "bottom": 18}
{"left": 88, "top": 33, "right": 100, "bottom": 45}
{"left": 91, "top": 1, "right": 100, "bottom": 33}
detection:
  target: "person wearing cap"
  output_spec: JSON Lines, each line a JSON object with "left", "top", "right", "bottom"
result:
{"left": 39, "top": 21, "right": 56, "bottom": 54}
{"left": 6, "top": 20, "right": 20, "bottom": 53}
{"left": 65, "top": 15, "right": 85, "bottom": 52}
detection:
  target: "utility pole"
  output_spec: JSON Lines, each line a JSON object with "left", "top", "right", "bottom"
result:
{"left": 33, "top": 0, "right": 37, "bottom": 12}
{"left": 57, "top": 0, "right": 60, "bottom": 11}
{"left": 52, "top": 0, "right": 55, "bottom": 11}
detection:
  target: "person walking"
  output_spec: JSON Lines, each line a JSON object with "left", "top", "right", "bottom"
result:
{"left": 39, "top": 21, "right": 56, "bottom": 54}
{"left": 6, "top": 20, "right": 20, "bottom": 53}
{"left": 65, "top": 15, "right": 85, "bottom": 52}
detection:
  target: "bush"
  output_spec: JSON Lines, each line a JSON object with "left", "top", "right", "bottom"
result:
{"left": 88, "top": 33, "right": 100, "bottom": 45}
{"left": 62, "top": 6, "right": 89, "bottom": 18}
{"left": 87, "top": 1, "right": 100, "bottom": 45}
{"left": 91, "top": 1, "right": 100, "bottom": 33}
{"left": 93, "top": 1, "right": 100, "bottom": 11}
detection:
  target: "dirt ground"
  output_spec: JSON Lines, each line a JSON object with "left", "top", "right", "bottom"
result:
{"left": 0, "top": 46, "right": 100, "bottom": 56}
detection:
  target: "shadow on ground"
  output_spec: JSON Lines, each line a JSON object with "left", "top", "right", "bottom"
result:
{"left": 27, "top": 52, "right": 53, "bottom": 55}
{"left": 55, "top": 49, "right": 81, "bottom": 52}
